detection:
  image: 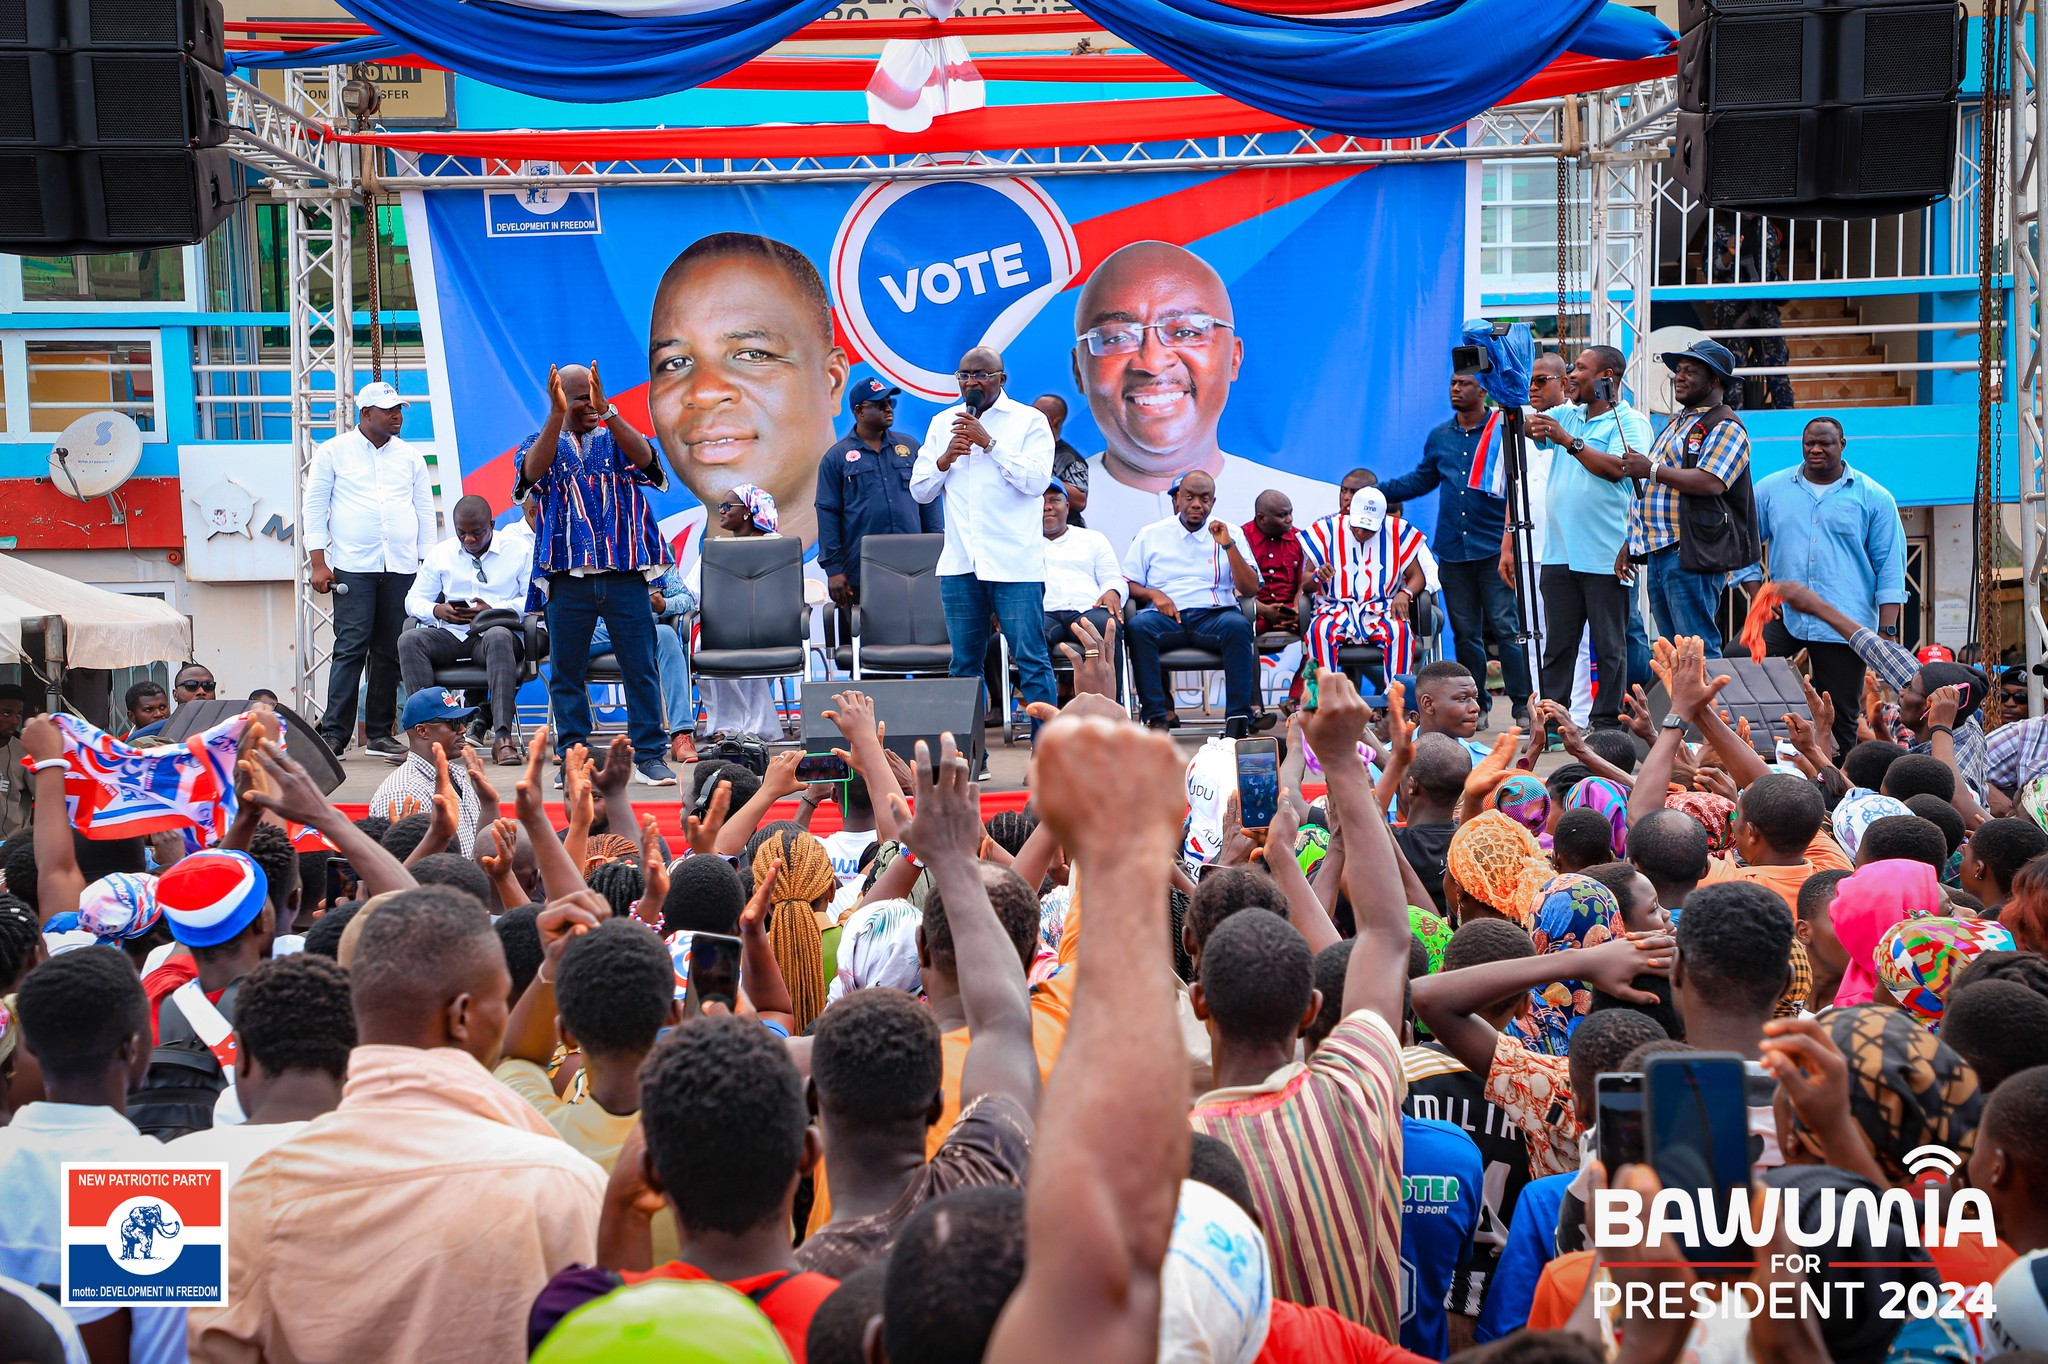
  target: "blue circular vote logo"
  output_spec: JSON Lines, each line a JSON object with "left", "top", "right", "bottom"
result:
{"left": 831, "top": 176, "right": 1079, "bottom": 400}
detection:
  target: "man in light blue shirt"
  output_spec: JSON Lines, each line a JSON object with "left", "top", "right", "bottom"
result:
{"left": 1524, "top": 346, "right": 1653, "bottom": 732}
{"left": 1122, "top": 469, "right": 1267, "bottom": 735}
{"left": 1754, "top": 416, "right": 1906, "bottom": 757}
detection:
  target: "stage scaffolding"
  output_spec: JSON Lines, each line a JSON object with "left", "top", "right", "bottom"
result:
{"left": 222, "top": 55, "right": 2034, "bottom": 724}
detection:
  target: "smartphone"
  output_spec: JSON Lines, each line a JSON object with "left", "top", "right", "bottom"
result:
{"left": 1644, "top": 1052, "right": 1753, "bottom": 1267}
{"left": 324, "top": 859, "right": 355, "bottom": 908}
{"left": 683, "top": 932, "right": 744, "bottom": 1017}
{"left": 1235, "top": 737, "right": 1280, "bottom": 831}
{"left": 795, "top": 751, "right": 850, "bottom": 783}
{"left": 1593, "top": 376, "right": 1616, "bottom": 404}
{"left": 1595, "top": 1072, "right": 1646, "bottom": 1170}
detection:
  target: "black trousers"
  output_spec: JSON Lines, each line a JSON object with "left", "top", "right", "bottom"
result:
{"left": 1764, "top": 616, "right": 1862, "bottom": 759}
{"left": 398, "top": 624, "right": 522, "bottom": 735}
{"left": 322, "top": 569, "right": 412, "bottom": 747}
{"left": 1538, "top": 564, "right": 1630, "bottom": 728}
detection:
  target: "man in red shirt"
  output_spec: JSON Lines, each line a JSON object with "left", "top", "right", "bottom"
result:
{"left": 1242, "top": 490, "right": 1304, "bottom": 636}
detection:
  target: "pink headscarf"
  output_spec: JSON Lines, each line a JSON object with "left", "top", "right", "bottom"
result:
{"left": 1829, "top": 859, "right": 1943, "bottom": 1007}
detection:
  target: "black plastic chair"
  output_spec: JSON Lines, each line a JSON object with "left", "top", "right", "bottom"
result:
{"left": 400, "top": 615, "right": 547, "bottom": 736}
{"left": 688, "top": 537, "right": 808, "bottom": 736}
{"left": 830, "top": 533, "right": 951, "bottom": 680}
{"left": 1330, "top": 589, "right": 1442, "bottom": 693}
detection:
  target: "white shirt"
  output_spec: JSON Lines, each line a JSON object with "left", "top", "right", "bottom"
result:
{"left": 1123, "top": 514, "right": 1256, "bottom": 612}
{"left": 302, "top": 427, "right": 436, "bottom": 573}
{"left": 1081, "top": 449, "right": 1340, "bottom": 560}
{"left": 1042, "top": 526, "right": 1127, "bottom": 614}
{"left": 909, "top": 392, "right": 1055, "bottom": 581}
{"left": 0, "top": 1103, "right": 186, "bottom": 1362}
{"left": 404, "top": 531, "right": 536, "bottom": 639}
{"left": 821, "top": 828, "right": 877, "bottom": 890}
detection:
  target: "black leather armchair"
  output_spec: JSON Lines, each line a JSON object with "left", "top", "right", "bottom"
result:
{"left": 687, "top": 537, "right": 808, "bottom": 737}
{"left": 399, "top": 614, "right": 547, "bottom": 734}
{"left": 829, "top": 534, "right": 950, "bottom": 679}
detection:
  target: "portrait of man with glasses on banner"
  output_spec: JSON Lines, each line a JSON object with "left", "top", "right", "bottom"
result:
{"left": 1070, "top": 240, "right": 1340, "bottom": 553}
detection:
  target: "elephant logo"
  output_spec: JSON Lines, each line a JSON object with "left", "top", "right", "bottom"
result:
{"left": 116, "top": 1202, "right": 182, "bottom": 1262}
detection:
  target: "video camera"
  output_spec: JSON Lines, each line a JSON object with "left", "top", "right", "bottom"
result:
{"left": 1453, "top": 318, "right": 1533, "bottom": 409}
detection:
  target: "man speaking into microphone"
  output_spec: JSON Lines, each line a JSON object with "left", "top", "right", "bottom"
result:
{"left": 911, "top": 345, "right": 1060, "bottom": 729}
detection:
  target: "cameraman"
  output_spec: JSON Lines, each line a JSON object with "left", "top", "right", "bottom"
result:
{"left": 1524, "top": 346, "right": 1650, "bottom": 733}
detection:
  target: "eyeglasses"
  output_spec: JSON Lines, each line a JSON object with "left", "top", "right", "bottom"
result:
{"left": 1077, "top": 313, "right": 1233, "bottom": 358}
{"left": 177, "top": 679, "right": 216, "bottom": 693}
{"left": 956, "top": 369, "right": 1003, "bottom": 382}
{"left": 1531, "top": 374, "right": 1564, "bottom": 386}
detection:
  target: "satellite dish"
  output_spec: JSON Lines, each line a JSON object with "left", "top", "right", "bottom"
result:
{"left": 50, "top": 411, "right": 143, "bottom": 500}
{"left": 1632, "top": 326, "right": 1712, "bottom": 416}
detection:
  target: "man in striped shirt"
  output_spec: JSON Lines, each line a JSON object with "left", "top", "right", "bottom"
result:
{"left": 1187, "top": 673, "right": 1411, "bottom": 1333}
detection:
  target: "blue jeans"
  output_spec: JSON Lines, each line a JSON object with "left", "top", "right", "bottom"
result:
{"left": 1625, "top": 584, "right": 1652, "bottom": 692}
{"left": 545, "top": 571, "right": 665, "bottom": 764}
{"left": 1126, "top": 605, "right": 1256, "bottom": 723}
{"left": 1646, "top": 545, "right": 1726, "bottom": 657}
{"left": 1438, "top": 557, "right": 1532, "bottom": 706}
{"left": 941, "top": 575, "right": 1057, "bottom": 719}
{"left": 592, "top": 619, "right": 693, "bottom": 737}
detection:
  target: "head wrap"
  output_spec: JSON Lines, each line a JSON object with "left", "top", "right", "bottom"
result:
{"left": 1832, "top": 789, "right": 1914, "bottom": 858}
{"left": 1293, "top": 822, "right": 1331, "bottom": 877}
{"left": 0, "top": 993, "right": 17, "bottom": 1069}
{"left": 1564, "top": 778, "right": 1629, "bottom": 859}
{"left": 1484, "top": 773, "right": 1552, "bottom": 838}
{"left": 728, "top": 483, "right": 779, "bottom": 535}
{"left": 1157, "top": 1179, "right": 1273, "bottom": 1364}
{"left": 827, "top": 897, "right": 924, "bottom": 1004}
{"left": 78, "top": 872, "right": 162, "bottom": 944}
{"left": 1446, "top": 812, "right": 1554, "bottom": 924}
{"left": 1762, "top": 1165, "right": 1936, "bottom": 1364}
{"left": 2021, "top": 775, "right": 2048, "bottom": 835}
{"left": 531, "top": 1280, "right": 789, "bottom": 1364}
{"left": 1877, "top": 916, "right": 2016, "bottom": 1026}
{"left": 1817, "top": 1002, "right": 1983, "bottom": 1183}
{"left": 1828, "top": 859, "right": 1943, "bottom": 1007}
{"left": 156, "top": 850, "right": 269, "bottom": 949}
{"left": 1408, "top": 905, "right": 1453, "bottom": 974}
{"left": 1508, "top": 874, "right": 1622, "bottom": 1056}
{"left": 753, "top": 829, "right": 836, "bottom": 1031}
{"left": 1664, "top": 789, "right": 1736, "bottom": 853}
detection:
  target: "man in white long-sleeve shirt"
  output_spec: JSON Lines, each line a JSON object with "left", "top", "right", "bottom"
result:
{"left": 398, "top": 494, "right": 534, "bottom": 766}
{"left": 302, "top": 381, "right": 436, "bottom": 760}
{"left": 909, "top": 345, "right": 1058, "bottom": 725}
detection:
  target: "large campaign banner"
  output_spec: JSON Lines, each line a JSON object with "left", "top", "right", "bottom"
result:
{"left": 409, "top": 159, "right": 1469, "bottom": 565}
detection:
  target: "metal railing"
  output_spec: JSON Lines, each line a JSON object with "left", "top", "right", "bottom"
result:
{"left": 190, "top": 351, "right": 432, "bottom": 440}
{"left": 1704, "top": 318, "right": 1982, "bottom": 384}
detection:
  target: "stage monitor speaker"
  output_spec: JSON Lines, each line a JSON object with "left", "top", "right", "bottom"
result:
{"left": 156, "top": 698, "right": 345, "bottom": 797}
{"left": 800, "top": 678, "right": 986, "bottom": 776}
{"left": 0, "top": 144, "right": 237, "bottom": 253}
{"left": 1643, "top": 655, "right": 1814, "bottom": 756}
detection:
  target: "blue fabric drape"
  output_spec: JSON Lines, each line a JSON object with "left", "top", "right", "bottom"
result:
{"left": 231, "top": 0, "right": 1674, "bottom": 134}
{"left": 1060, "top": 0, "right": 1674, "bottom": 136}
{"left": 232, "top": 0, "right": 838, "bottom": 98}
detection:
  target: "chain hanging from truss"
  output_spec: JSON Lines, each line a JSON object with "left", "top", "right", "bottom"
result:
{"left": 366, "top": 195, "right": 384, "bottom": 382}
{"left": 1977, "top": 0, "right": 2012, "bottom": 695}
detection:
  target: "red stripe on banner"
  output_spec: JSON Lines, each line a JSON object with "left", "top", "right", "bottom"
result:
{"left": 68, "top": 1169, "right": 224, "bottom": 1227}
{"left": 1071, "top": 153, "right": 1374, "bottom": 276}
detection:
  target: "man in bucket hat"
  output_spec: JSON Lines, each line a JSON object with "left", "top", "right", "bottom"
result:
{"left": 1617, "top": 338, "right": 1753, "bottom": 656}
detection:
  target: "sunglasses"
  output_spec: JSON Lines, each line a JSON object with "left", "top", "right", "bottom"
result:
{"left": 177, "top": 679, "right": 216, "bottom": 693}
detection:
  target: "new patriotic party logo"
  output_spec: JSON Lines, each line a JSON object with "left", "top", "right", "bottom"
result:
{"left": 831, "top": 172, "right": 1079, "bottom": 401}
{"left": 61, "top": 1164, "right": 228, "bottom": 1306}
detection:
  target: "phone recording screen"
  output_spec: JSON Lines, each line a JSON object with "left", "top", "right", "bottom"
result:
{"left": 1235, "top": 739, "right": 1279, "bottom": 830}
{"left": 1645, "top": 1054, "right": 1753, "bottom": 1266}
{"left": 1595, "top": 1073, "right": 1645, "bottom": 1170}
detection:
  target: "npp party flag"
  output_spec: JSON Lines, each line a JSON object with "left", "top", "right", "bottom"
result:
{"left": 38, "top": 711, "right": 258, "bottom": 840}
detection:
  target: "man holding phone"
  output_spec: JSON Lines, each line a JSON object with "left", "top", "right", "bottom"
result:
{"left": 399, "top": 494, "right": 534, "bottom": 767}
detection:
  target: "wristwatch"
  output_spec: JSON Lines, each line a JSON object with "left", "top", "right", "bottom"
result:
{"left": 1661, "top": 713, "right": 1687, "bottom": 731}
{"left": 1880, "top": 624, "right": 1900, "bottom": 638}
{"left": 599, "top": 402, "right": 619, "bottom": 422}
{"left": 1567, "top": 437, "right": 1587, "bottom": 454}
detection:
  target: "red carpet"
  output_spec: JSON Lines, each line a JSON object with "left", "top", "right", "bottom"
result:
{"left": 333, "top": 789, "right": 1038, "bottom": 841}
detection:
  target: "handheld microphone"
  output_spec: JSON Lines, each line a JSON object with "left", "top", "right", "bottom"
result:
{"left": 961, "top": 386, "right": 990, "bottom": 417}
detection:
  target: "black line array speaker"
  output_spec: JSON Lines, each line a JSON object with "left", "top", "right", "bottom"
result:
{"left": 1675, "top": 0, "right": 1962, "bottom": 217}
{"left": 799, "top": 678, "right": 988, "bottom": 777}
{"left": 0, "top": 0, "right": 238, "bottom": 254}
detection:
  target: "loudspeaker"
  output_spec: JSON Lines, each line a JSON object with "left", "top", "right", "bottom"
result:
{"left": 800, "top": 679, "right": 987, "bottom": 776}
{"left": 1644, "top": 655, "right": 1815, "bottom": 755}
{"left": 1675, "top": 0, "right": 1961, "bottom": 216}
{"left": 157, "top": 698, "right": 346, "bottom": 797}
{"left": 0, "top": 0, "right": 225, "bottom": 62}
{"left": 0, "top": 145, "right": 235, "bottom": 252}
{"left": 68, "top": 51, "right": 230, "bottom": 147}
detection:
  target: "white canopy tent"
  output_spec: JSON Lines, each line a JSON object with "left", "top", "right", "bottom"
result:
{"left": 0, "top": 552, "right": 191, "bottom": 671}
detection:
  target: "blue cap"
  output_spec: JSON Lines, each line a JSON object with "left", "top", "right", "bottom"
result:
{"left": 850, "top": 377, "right": 901, "bottom": 406}
{"left": 1046, "top": 477, "right": 1070, "bottom": 498}
{"left": 1661, "top": 338, "right": 1739, "bottom": 383}
{"left": 401, "top": 686, "right": 479, "bottom": 730}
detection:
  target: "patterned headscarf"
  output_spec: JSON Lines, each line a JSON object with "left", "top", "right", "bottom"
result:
{"left": 1565, "top": 778, "right": 1630, "bottom": 859}
{"left": 1664, "top": 790, "right": 1736, "bottom": 853}
{"left": 1833, "top": 790, "right": 1914, "bottom": 858}
{"left": 1484, "top": 773, "right": 1552, "bottom": 838}
{"left": 2021, "top": 775, "right": 2048, "bottom": 836}
{"left": 1818, "top": 1003, "right": 1984, "bottom": 1183}
{"left": 752, "top": 829, "right": 837, "bottom": 1031}
{"left": 1409, "top": 905, "right": 1453, "bottom": 975}
{"left": 77, "top": 872, "right": 162, "bottom": 943}
{"left": 1447, "top": 813, "right": 1554, "bottom": 925}
{"left": 1508, "top": 874, "right": 1622, "bottom": 1056}
{"left": 1878, "top": 916, "right": 2017, "bottom": 1027}
{"left": 827, "top": 897, "right": 924, "bottom": 1004}
{"left": 1830, "top": 860, "right": 1944, "bottom": 1008}
{"left": 1776, "top": 937, "right": 1815, "bottom": 1019}
{"left": 729, "top": 483, "right": 779, "bottom": 535}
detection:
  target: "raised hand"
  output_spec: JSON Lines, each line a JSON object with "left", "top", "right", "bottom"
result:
{"left": 761, "top": 748, "right": 805, "bottom": 801}
{"left": 513, "top": 727, "right": 553, "bottom": 830}
{"left": 1620, "top": 684, "right": 1659, "bottom": 744}
{"left": 892, "top": 734, "right": 982, "bottom": 869}
{"left": 740, "top": 857, "right": 781, "bottom": 938}
{"left": 425, "top": 743, "right": 462, "bottom": 848}
{"left": 1215, "top": 790, "right": 1256, "bottom": 867}
{"left": 1030, "top": 708, "right": 1186, "bottom": 863}
{"left": 479, "top": 817, "right": 518, "bottom": 881}
{"left": 1926, "top": 682, "right": 1963, "bottom": 731}
{"left": 1668, "top": 636, "right": 1732, "bottom": 721}
{"left": 633, "top": 815, "right": 669, "bottom": 928}
{"left": 1054, "top": 612, "right": 1119, "bottom": 701}
{"left": 242, "top": 735, "right": 340, "bottom": 829}
{"left": 1798, "top": 675, "right": 1836, "bottom": 753}
{"left": 20, "top": 714, "right": 60, "bottom": 763}
{"left": 823, "top": 688, "right": 878, "bottom": 745}
{"left": 1462, "top": 726, "right": 1525, "bottom": 806}
{"left": 587, "top": 359, "right": 609, "bottom": 415}
{"left": 1384, "top": 679, "right": 1417, "bottom": 769}
{"left": 592, "top": 734, "right": 634, "bottom": 800}
{"left": 535, "top": 887, "right": 610, "bottom": 981}
{"left": 546, "top": 363, "right": 568, "bottom": 417}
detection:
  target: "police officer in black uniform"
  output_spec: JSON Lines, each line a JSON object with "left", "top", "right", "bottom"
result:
{"left": 816, "top": 376, "right": 944, "bottom": 609}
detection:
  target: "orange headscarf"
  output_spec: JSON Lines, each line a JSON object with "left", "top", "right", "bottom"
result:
{"left": 1447, "top": 812, "right": 1555, "bottom": 925}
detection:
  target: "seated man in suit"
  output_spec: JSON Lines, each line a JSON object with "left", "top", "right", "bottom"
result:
{"left": 398, "top": 494, "right": 533, "bottom": 766}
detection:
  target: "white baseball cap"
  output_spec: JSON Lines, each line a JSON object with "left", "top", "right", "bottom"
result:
{"left": 355, "top": 381, "right": 407, "bottom": 410}
{"left": 1346, "top": 486, "right": 1388, "bottom": 532}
